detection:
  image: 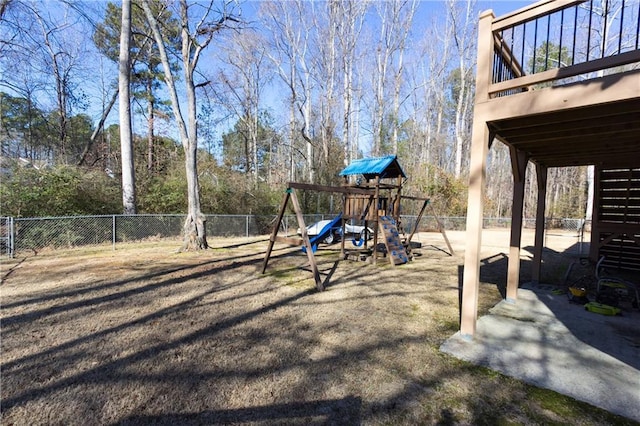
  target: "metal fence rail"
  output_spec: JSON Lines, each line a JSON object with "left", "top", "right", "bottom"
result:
{"left": 0, "top": 214, "right": 590, "bottom": 257}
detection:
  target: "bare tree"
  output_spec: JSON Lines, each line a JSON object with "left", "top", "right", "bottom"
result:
{"left": 1, "top": 0, "right": 97, "bottom": 164}
{"left": 369, "top": 0, "right": 415, "bottom": 156}
{"left": 32, "top": 5, "right": 85, "bottom": 163}
{"left": 314, "top": 1, "right": 338, "bottom": 175}
{"left": 332, "top": 0, "right": 367, "bottom": 165}
{"left": 390, "top": 0, "right": 417, "bottom": 154}
{"left": 142, "top": 0, "right": 239, "bottom": 250}
{"left": 262, "top": 1, "right": 298, "bottom": 182}
{"left": 371, "top": 1, "right": 391, "bottom": 156}
{"left": 447, "top": 0, "right": 476, "bottom": 179}
{"left": 218, "top": 31, "right": 271, "bottom": 185}
{"left": 119, "top": 0, "right": 136, "bottom": 214}
{"left": 261, "top": 0, "right": 315, "bottom": 182}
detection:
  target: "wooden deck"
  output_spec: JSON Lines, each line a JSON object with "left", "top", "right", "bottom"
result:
{"left": 461, "top": 0, "right": 640, "bottom": 336}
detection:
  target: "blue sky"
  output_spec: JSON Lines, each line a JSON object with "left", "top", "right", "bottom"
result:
{"left": 477, "top": 0, "right": 535, "bottom": 16}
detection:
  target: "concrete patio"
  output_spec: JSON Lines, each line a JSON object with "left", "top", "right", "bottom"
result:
{"left": 441, "top": 283, "right": 640, "bottom": 422}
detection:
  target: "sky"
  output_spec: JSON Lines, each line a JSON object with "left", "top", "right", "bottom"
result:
{"left": 476, "top": 0, "right": 536, "bottom": 16}
{"left": 150, "top": 0, "right": 539, "bottom": 148}
{"left": 1, "top": 0, "right": 540, "bottom": 147}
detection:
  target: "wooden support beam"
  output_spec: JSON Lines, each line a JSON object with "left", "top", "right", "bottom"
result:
{"left": 461, "top": 8, "right": 494, "bottom": 338}
{"left": 340, "top": 193, "right": 347, "bottom": 258}
{"left": 407, "top": 199, "right": 429, "bottom": 244}
{"left": 460, "top": 120, "right": 490, "bottom": 337}
{"left": 373, "top": 176, "right": 381, "bottom": 265}
{"left": 290, "top": 189, "right": 324, "bottom": 291}
{"left": 288, "top": 182, "right": 374, "bottom": 195}
{"left": 532, "top": 164, "right": 548, "bottom": 284}
{"left": 507, "top": 147, "right": 530, "bottom": 302}
{"left": 345, "top": 183, "right": 400, "bottom": 191}
{"left": 262, "top": 190, "right": 291, "bottom": 274}
{"left": 430, "top": 203, "right": 455, "bottom": 256}
{"left": 274, "top": 236, "right": 304, "bottom": 246}
{"left": 589, "top": 166, "right": 602, "bottom": 263}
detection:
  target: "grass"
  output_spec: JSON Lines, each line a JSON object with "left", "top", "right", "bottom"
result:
{"left": 1, "top": 232, "right": 637, "bottom": 425}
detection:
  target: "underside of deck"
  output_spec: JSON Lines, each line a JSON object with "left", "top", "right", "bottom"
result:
{"left": 461, "top": 0, "right": 640, "bottom": 337}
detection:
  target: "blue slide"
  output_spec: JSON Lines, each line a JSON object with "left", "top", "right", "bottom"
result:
{"left": 302, "top": 213, "right": 342, "bottom": 253}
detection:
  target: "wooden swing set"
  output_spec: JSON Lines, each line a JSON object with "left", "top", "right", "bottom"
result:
{"left": 261, "top": 156, "right": 453, "bottom": 290}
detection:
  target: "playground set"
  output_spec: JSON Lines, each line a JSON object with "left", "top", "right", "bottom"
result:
{"left": 261, "top": 155, "right": 452, "bottom": 290}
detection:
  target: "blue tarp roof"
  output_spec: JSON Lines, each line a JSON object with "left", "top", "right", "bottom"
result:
{"left": 339, "top": 155, "right": 406, "bottom": 179}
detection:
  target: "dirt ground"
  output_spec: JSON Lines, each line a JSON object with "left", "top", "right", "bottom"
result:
{"left": 1, "top": 229, "right": 634, "bottom": 425}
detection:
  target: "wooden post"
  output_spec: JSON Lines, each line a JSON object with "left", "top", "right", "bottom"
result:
{"left": 395, "top": 175, "right": 402, "bottom": 224}
{"left": 507, "top": 147, "right": 529, "bottom": 302}
{"left": 532, "top": 163, "right": 547, "bottom": 284}
{"left": 430, "top": 203, "right": 454, "bottom": 256}
{"left": 340, "top": 193, "right": 347, "bottom": 258}
{"left": 407, "top": 199, "right": 429, "bottom": 243}
{"left": 262, "top": 190, "right": 291, "bottom": 274}
{"left": 373, "top": 176, "right": 381, "bottom": 265}
{"left": 460, "top": 9, "right": 495, "bottom": 338}
{"left": 461, "top": 121, "right": 492, "bottom": 337}
{"left": 589, "top": 165, "right": 601, "bottom": 263}
{"left": 290, "top": 189, "right": 324, "bottom": 291}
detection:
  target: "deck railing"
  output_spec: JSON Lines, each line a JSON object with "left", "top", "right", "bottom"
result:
{"left": 489, "top": 0, "right": 640, "bottom": 97}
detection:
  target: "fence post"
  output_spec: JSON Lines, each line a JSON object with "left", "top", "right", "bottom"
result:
{"left": 10, "top": 217, "right": 14, "bottom": 258}
{"left": 112, "top": 215, "right": 116, "bottom": 251}
{"left": 246, "top": 215, "right": 249, "bottom": 238}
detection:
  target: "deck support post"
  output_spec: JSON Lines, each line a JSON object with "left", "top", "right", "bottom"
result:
{"left": 507, "top": 147, "right": 530, "bottom": 303}
{"left": 532, "top": 164, "right": 548, "bottom": 284}
{"left": 460, "top": 121, "right": 492, "bottom": 337}
{"left": 460, "top": 10, "right": 495, "bottom": 338}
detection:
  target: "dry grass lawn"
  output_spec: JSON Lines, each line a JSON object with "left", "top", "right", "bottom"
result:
{"left": 1, "top": 230, "right": 635, "bottom": 425}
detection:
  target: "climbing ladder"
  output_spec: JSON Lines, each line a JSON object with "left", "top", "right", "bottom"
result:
{"left": 378, "top": 216, "right": 409, "bottom": 266}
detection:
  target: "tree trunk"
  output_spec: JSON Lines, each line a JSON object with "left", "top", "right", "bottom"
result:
{"left": 119, "top": 0, "right": 136, "bottom": 214}
{"left": 180, "top": 1, "right": 208, "bottom": 250}
{"left": 147, "top": 79, "right": 155, "bottom": 173}
{"left": 142, "top": 0, "right": 211, "bottom": 250}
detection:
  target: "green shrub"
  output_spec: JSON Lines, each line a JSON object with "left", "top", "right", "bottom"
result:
{"left": 1, "top": 165, "right": 121, "bottom": 217}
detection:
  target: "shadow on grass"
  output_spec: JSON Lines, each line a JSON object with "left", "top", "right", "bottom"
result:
{"left": 4, "top": 236, "right": 631, "bottom": 424}
{"left": 1, "top": 240, "right": 462, "bottom": 422}
{"left": 1, "top": 245, "right": 297, "bottom": 323}
{"left": 114, "top": 397, "right": 362, "bottom": 425}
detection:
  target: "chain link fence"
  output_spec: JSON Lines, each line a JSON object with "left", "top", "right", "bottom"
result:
{"left": 1, "top": 217, "right": 14, "bottom": 257}
{"left": 0, "top": 214, "right": 590, "bottom": 258}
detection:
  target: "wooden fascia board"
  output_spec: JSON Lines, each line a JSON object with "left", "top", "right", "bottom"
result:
{"left": 476, "top": 69, "right": 640, "bottom": 122}
{"left": 495, "top": 113, "right": 640, "bottom": 138}
{"left": 533, "top": 153, "right": 640, "bottom": 168}
{"left": 506, "top": 127, "right": 640, "bottom": 145}
{"left": 512, "top": 148, "right": 640, "bottom": 163}
{"left": 490, "top": 101, "right": 640, "bottom": 131}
